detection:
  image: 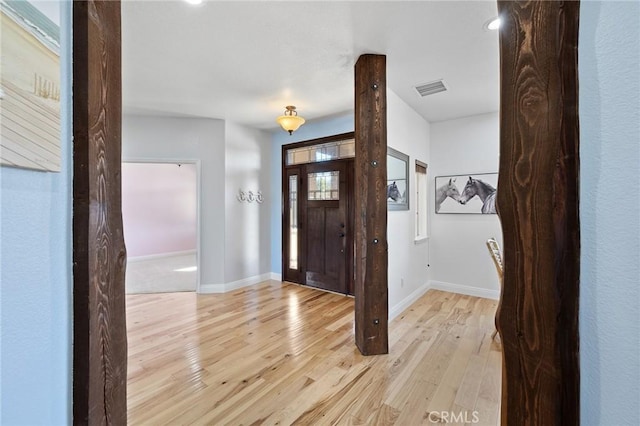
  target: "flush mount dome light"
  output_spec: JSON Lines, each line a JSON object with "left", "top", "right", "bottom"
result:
{"left": 183, "top": 0, "right": 203, "bottom": 5}
{"left": 485, "top": 17, "right": 501, "bottom": 30}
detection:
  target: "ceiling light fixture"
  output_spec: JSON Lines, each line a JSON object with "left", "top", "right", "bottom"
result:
{"left": 276, "top": 106, "right": 305, "bottom": 135}
{"left": 183, "top": 0, "right": 203, "bottom": 5}
{"left": 485, "top": 17, "right": 501, "bottom": 31}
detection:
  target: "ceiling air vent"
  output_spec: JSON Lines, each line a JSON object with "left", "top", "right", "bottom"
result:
{"left": 414, "top": 79, "right": 447, "bottom": 97}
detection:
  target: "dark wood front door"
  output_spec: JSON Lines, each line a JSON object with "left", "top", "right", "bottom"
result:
{"left": 282, "top": 139, "right": 355, "bottom": 296}
{"left": 303, "top": 161, "right": 348, "bottom": 293}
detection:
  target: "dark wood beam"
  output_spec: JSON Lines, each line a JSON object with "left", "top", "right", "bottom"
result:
{"left": 354, "top": 54, "right": 389, "bottom": 356}
{"left": 497, "top": 1, "right": 580, "bottom": 424}
{"left": 73, "top": 1, "right": 127, "bottom": 424}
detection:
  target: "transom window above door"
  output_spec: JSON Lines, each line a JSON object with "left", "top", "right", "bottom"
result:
{"left": 286, "top": 138, "right": 355, "bottom": 166}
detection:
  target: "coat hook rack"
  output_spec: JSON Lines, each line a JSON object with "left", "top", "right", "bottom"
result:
{"left": 237, "top": 189, "right": 264, "bottom": 204}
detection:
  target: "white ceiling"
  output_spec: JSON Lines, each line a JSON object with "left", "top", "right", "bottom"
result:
{"left": 122, "top": 0, "right": 500, "bottom": 131}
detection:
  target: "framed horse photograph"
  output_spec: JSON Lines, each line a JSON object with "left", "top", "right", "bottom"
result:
{"left": 435, "top": 172, "right": 498, "bottom": 214}
{"left": 387, "top": 147, "right": 409, "bottom": 211}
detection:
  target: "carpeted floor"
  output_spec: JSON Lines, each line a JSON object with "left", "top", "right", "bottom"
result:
{"left": 125, "top": 252, "right": 197, "bottom": 294}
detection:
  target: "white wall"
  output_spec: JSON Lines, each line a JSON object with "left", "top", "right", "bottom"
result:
{"left": 122, "top": 162, "right": 197, "bottom": 258}
{"left": 225, "top": 122, "right": 272, "bottom": 284}
{"left": 579, "top": 1, "right": 640, "bottom": 424}
{"left": 122, "top": 115, "right": 226, "bottom": 286}
{"left": 386, "top": 89, "right": 432, "bottom": 318}
{"left": 429, "top": 112, "right": 501, "bottom": 299}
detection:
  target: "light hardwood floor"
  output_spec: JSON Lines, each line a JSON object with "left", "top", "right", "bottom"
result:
{"left": 127, "top": 281, "right": 501, "bottom": 425}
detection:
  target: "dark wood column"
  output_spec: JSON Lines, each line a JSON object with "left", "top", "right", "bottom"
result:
{"left": 354, "top": 54, "right": 389, "bottom": 356}
{"left": 73, "top": 1, "right": 127, "bottom": 424}
{"left": 497, "top": 1, "right": 580, "bottom": 424}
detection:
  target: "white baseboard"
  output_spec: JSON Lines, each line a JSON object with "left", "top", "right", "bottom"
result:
{"left": 198, "top": 273, "right": 272, "bottom": 294}
{"left": 128, "top": 249, "right": 196, "bottom": 263}
{"left": 388, "top": 280, "right": 498, "bottom": 320}
{"left": 389, "top": 281, "right": 431, "bottom": 321}
{"left": 429, "top": 280, "right": 500, "bottom": 300}
{"left": 270, "top": 272, "right": 282, "bottom": 281}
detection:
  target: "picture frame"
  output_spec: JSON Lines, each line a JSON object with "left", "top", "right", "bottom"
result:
{"left": 1, "top": 0, "right": 61, "bottom": 172}
{"left": 435, "top": 172, "right": 498, "bottom": 214}
{"left": 387, "top": 147, "right": 409, "bottom": 211}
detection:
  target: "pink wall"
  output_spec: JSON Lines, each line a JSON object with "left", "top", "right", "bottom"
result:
{"left": 122, "top": 162, "right": 197, "bottom": 258}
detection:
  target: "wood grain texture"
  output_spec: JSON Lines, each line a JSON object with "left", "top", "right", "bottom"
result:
{"left": 304, "top": 161, "right": 349, "bottom": 294}
{"left": 496, "top": 1, "right": 580, "bottom": 424}
{"left": 73, "top": 1, "right": 127, "bottom": 424}
{"left": 354, "top": 54, "right": 389, "bottom": 355}
{"left": 127, "top": 282, "right": 501, "bottom": 425}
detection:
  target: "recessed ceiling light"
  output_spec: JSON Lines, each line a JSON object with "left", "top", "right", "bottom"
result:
{"left": 485, "top": 17, "right": 501, "bottom": 31}
{"left": 183, "top": 0, "right": 203, "bottom": 5}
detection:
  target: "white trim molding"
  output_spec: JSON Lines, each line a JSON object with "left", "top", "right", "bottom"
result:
{"left": 270, "top": 272, "right": 282, "bottom": 282}
{"left": 414, "top": 236, "right": 429, "bottom": 245}
{"left": 389, "top": 280, "right": 499, "bottom": 321}
{"left": 127, "top": 249, "right": 196, "bottom": 263}
{"left": 122, "top": 158, "right": 202, "bottom": 293}
{"left": 429, "top": 280, "right": 500, "bottom": 300}
{"left": 199, "top": 273, "right": 272, "bottom": 294}
{"left": 389, "top": 281, "right": 431, "bottom": 321}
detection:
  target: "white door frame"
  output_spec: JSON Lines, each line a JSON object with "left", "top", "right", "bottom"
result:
{"left": 122, "top": 158, "right": 202, "bottom": 292}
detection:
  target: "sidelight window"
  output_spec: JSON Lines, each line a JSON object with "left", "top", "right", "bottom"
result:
{"left": 289, "top": 175, "right": 298, "bottom": 270}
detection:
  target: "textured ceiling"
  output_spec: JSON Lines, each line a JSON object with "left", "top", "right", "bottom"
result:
{"left": 122, "top": 1, "right": 500, "bottom": 130}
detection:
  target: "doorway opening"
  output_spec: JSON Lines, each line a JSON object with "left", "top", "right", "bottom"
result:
{"left": 282, "top": 133, "right": 355, "bottom": 295}
{"left": 72, "top": 2, "right": 581, "bottom": 423}
{"left": 122, "top": 160, "right": 200, "bottom": 294}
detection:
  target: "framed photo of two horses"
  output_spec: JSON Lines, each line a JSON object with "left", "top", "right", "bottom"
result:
{"left": 387, "top": 147, "right": 409, "bottom": 211}
{"left": 435, "top": 173, "right": 498, "bottom": 214}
